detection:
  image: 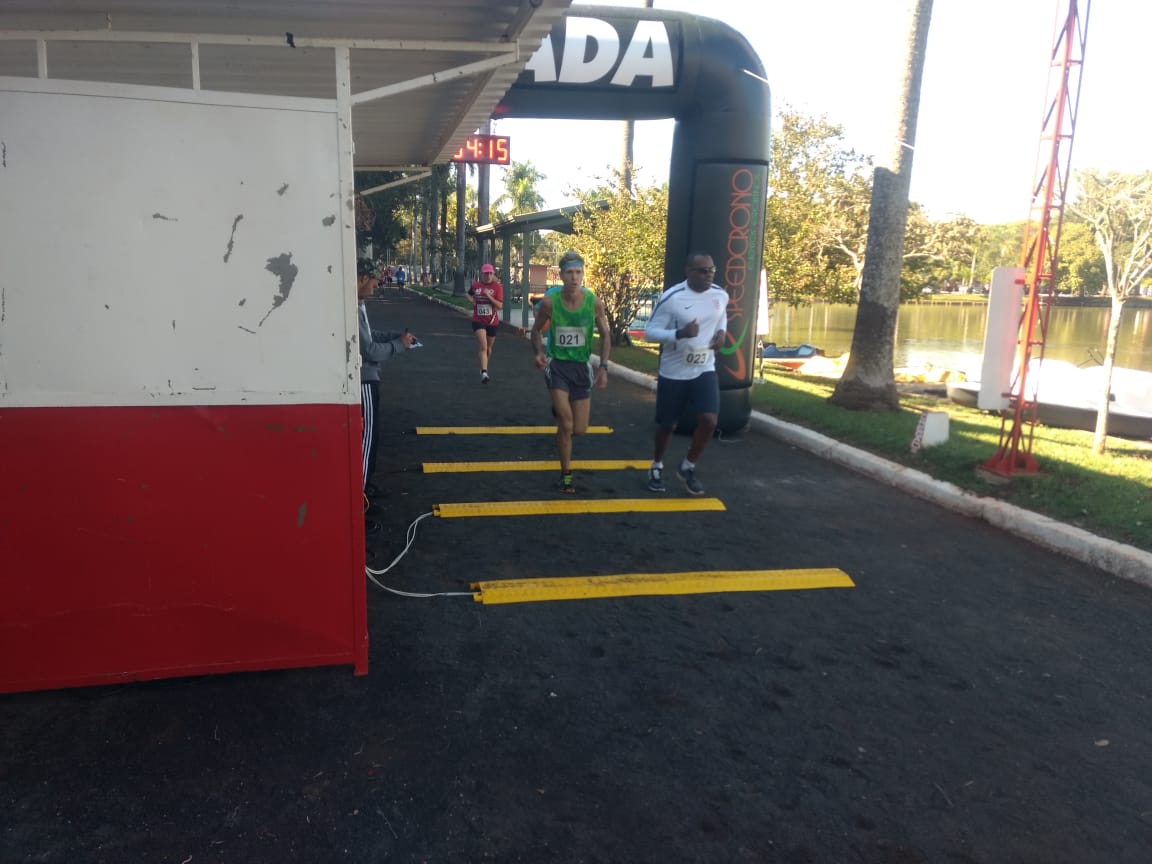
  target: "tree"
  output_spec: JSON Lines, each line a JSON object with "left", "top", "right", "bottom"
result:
{"left": 618, "top": 0, "right": 654, "bottom": 196}
{"left": 764, "top": 109, "right": 870, "bottom": 305}
{"left": 439, "top": 164, "right": 453, "bottom": 285}
{"left": 497, "top": 161, "right": 547, "bottom": 217}
{"left": 1069, "top": 169, "right": 1152, "bottom": 453}
{"left": 569, "top": 173, "right": 668, "bottom": 345}
{"left": 830, "top": 0, "right": 933, "bottom": 411}
{"left": 813, "top": 168, "right": 873, "bottom": 302}
{"left": 532, "top": 231, "right": 567, "bottom": 268}
{"left": 494, "top": 161, "right": 548, "bottom": 279}
{"left": 971, "top": 221, "right": 1026, "bottom": 289}
{"left": 769, "top": 108, "right": 974, "bottom": 309}
{"left": 1054, "top": 218, "right": 1106, "bottom": 296}
{"left": 898, "top": 212, "right": 983, "bottom": 296}
{"left": 355, "top": 171, "right": 422, "bottom": 261}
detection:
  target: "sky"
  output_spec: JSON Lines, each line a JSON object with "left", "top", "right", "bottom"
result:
{"left": 492, "top": 0, "right": 1149, "bottom": 226}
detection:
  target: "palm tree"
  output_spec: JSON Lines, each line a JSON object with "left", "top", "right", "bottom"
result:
{"left": 497, "top": 161, "right": 546, "bottom": 216}
{"left": 830, "top": 0, "right": 933, "bottom": 410}
{"left": 619, "top": 0, "right": 655, "bottom": 195}
{"left": 495, "top": 161, "right": 548, "bottom": 283}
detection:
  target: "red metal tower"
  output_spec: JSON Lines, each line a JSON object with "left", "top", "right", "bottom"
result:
{"left": 982, "top": 0, "right": 1091, "bottom": 476}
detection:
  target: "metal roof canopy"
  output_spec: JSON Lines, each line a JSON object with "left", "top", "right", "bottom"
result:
{"left": 0, "top": 0, "right": 572, "bottom": 169}
{"left": 472, "top": 200, "right": 609, "bottom": 238}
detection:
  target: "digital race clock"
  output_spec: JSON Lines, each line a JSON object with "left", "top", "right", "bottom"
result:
{"left": 449, "top": 134, "right": 511, "bottom": 165}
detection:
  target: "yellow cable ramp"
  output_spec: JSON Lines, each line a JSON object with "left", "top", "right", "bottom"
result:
{"left": 471, "top": 569, "right": 855, "bottom": 605}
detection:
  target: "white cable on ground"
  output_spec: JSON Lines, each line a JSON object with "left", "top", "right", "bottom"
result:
{"left": 365, "top": 511, "right": 475, "bottom": 599}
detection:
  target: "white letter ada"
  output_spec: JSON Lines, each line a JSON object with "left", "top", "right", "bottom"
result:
{"left": 611, "top": 21, "right": 673, "bottom": 87}
{"left": 523, "top": 30, "right": 557, "bottom": 83}
{"left": 557, "top": 18, "right": 620, "bottom": 84}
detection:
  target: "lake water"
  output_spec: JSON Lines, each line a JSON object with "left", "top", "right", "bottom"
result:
{"left": 769, "top": 302, "right": 1152, "bottom": 376}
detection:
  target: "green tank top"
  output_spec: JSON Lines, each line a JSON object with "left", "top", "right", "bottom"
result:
{"left": 547, "top": 288, "right": 596, "bottom": 362}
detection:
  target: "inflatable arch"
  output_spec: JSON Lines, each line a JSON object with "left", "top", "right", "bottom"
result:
{"left": 498, "top": 6, "right": 771, "bottom": 433}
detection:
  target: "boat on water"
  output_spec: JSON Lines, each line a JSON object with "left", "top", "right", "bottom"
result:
{"left": 757, "top": 341, "right": 825, "bottom": 371}
{"left": 946, "top": 361, "right": 1152, "bottom": 439}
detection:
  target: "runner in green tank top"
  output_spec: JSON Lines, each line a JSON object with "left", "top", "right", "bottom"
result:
{"left": 547, "top": 288, "right": 597, "bottom": 361}
{"left": 531, "top": 251, "right": 612, "bottom": 494}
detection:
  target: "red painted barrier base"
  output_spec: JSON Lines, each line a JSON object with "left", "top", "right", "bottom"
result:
{"left": 0, "top": 403, "right": 368, "bottom": 693}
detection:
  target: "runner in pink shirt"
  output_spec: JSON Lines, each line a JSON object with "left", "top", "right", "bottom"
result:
{"left": 468, "top": 263, "right": 504, "bottom": 383}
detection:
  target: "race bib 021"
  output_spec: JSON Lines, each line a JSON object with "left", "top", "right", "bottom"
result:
{"left": 554, "top": 326, "right": 585, "bottom": 348}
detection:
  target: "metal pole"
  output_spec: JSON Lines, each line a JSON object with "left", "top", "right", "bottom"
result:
{"left": 520, "top": 227, "right": 531, "bottom": 329}
{"left": 477, "top": 119, "right": 491, "bottom": 265}
{"left": 501, "top": 235, "right": 512, "bottom": 325}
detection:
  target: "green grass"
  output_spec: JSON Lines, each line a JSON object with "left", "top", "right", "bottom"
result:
{"left": 609, "top": 343, "right": 1151, "bottom": 552}
{"left": 405, "top": 283, "right": 473, "bottom": 313}
{"left": 608, "top": 344, "right": 660, "bottom": 376}
{"left": 749, "top": 369, "right": 1152, "bottom": 551}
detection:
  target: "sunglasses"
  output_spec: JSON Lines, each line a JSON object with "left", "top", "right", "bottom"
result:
{"left": 691, "top": 266, "right": 717, "bottom": 274}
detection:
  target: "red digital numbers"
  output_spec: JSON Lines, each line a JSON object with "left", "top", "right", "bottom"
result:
{"left": 450, "top": 135, "right": 511, "bottom": 165}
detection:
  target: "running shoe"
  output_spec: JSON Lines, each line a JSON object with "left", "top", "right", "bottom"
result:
{"left": 559, "top": 472, "right": 575, "bottom": 494}
{"left": 647, "top": 466, "right": 666, "bottom": 492}
{"left": 677, "top": 466, "right": 705, "bottom": 496}
{"left": 481, "top": 371, "right": 490, "bottom": 384}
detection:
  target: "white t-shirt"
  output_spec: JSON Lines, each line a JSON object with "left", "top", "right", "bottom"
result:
{"left": 644, "top": 280, "right": 729, "bottom": 380}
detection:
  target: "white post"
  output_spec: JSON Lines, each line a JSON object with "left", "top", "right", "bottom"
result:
{"left": 979, "top": 266, "right": 1026, "bottom": 410}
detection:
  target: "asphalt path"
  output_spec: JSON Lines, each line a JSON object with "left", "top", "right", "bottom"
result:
{"left": 3, "top": 290, "right": 1151, "bottom": 864}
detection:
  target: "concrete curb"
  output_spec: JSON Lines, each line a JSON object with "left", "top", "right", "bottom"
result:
{"left": 607, "top": 362, "right": 1152, "bottom": 590}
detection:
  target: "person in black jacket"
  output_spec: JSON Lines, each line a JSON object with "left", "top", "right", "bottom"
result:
{"left": 357, "top": 259, "right": 417, "bottom": 534}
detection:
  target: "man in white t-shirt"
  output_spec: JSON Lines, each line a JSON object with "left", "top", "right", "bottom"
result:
{"left": 643, "top": 252, "right": 728, "bottom": 495}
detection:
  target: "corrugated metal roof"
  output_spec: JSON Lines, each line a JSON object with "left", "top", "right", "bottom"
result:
{"left": 0, "top": 0, "right": 572, "bottom": 167}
